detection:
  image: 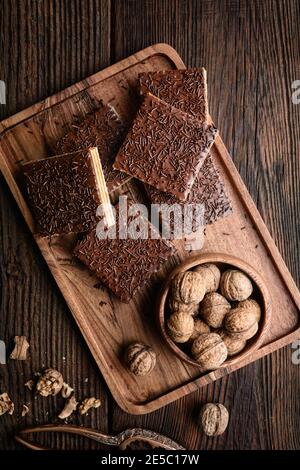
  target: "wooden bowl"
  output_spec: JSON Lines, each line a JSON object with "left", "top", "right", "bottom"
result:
{"left": 157, "top": 253, "right": 272, "bottom": 369}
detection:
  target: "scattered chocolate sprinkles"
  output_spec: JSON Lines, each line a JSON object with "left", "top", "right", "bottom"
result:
{"left": 23, "top": 150, "right": 103, "bottom": 236}
{"left": 113, "top": 94, "right": 217, "bottom": 201}
{"left": 53, "top": 105, "right": 130, "bottom": 192}
{"left": 139, "top": 68, "right": 208, "bottom": 122}
{"left": 74, "top": 201, "right": 176, "bottom": 302}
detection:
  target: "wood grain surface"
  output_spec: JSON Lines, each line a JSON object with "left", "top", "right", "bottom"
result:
{"left": 0, "top": 0, "right": 300, "bottom": 450}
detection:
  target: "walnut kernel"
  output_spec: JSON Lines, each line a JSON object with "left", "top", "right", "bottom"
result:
{"left": 167, "top": 311, "right": 194, "bottom": 343}
{"left": 79, "top": 397, "right": 101, "bottom": 415}
{"left": 220, "top": 269, "right": 253, "bottom": 301}
{"left": 191, "top": 333, "right": 227, "bottom": 371}
{"left": 200, "top": 403, "right": 229, "bottom": 436}
{"left": 36, "top": 369, "right": 64, "bottom": 397}
{"left": 125, "top": 343, "right": 156, "bottom": 376}
{"left": 200, "top": 292, "right": 231, "bottom": 328}
{"left": 194, "top": 263, "right": 221, "bottom": 293}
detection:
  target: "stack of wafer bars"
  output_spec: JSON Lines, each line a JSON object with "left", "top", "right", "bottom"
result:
{"left": 23, "top": 68, "right": 232, "bottom": 303}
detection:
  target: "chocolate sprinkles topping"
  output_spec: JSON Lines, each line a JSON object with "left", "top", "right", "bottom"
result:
{"left": 139, "top": 68, "right": 208, "bottom": 122}
{"left": 74, "top": 201, "right": 176, "bottom": 302}
{"left": 113, "top": 94, "right": 217, "bottom": 201}
{"left": 53, "top": 105, "right": 130, "bottom": 192}
{"left": 23, "top": 150, "right": 102, "bottom": 236}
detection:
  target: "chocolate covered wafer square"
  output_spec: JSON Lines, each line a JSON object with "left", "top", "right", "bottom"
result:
{"left": 113, "top": 94, "right": 217, "bottom": 201}
{"left": 24, "top": 148, "right": 113, "bottom": 236}
{"left": 53, "top": 105, "right": 130, "bottom": 192}
{"left": 139, "top": 68, "right": 208, "bottom": 122}
{"left": 74, "top": 200, "right": 176, "bottom": 302}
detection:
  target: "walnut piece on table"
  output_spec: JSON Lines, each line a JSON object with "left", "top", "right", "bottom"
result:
{"left": 36, "top": 369, "right": 64, "bottom": 397}
{"left": 58, "top": 396, "right": 78, "bottom": 420}
{"left": 21, "top": 404, "right": 30, "bottom": 417}
{"left": 79, "top": 397, "right": 101, "bottom": 415}
{"left": 0, "top": 393, "right": 14, "bottom": 416}
{"left": 10, "top": 336, "right": 30, "bottom": 361}
{"left": 61, "top": 382, "right": 74, "bottom": 399}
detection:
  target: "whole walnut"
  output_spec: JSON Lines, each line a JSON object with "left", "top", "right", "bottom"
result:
{"left": 200, "top": 292, "right": 231, "bottom": 328}
{"left": 238, "top": 299, "right": 261, "bottom": 322}
{"left": 125, "top": 343, "right": 156, "bottom": 376}
{"left": 225, "top": 307, "right": 258, "bottom": 340}
{"left": 168, "top": 297, "right": 199, "bottom": 316}
{"left": 167, "top": 311, "right": 194, "bottom": 343}
{"left": 36, "top": 369, "right": 64, "bottom": 397}
{"left": 189, "top": 318, "right": 211, "bottom": 342}
{"left": 218, "top": 329, "right": 247, "bottom": 356}
{"left": 194, "top": 263, "right": 221, "bottom": 293}
{"left": 171, "top": 271, "right": 205, "bottom": 304}
{"left": 220, "top": 269, "right": 253, "bottom": 301}
{"left": 200, "top": 403, "right": 229, "bottom": 436}
{"left": 191, "top": 333, "right": 227, "bottom": 371}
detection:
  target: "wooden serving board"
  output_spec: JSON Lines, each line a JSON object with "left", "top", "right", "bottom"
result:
{"left": 1, "top": 44, "right": 300, "bottom": 415}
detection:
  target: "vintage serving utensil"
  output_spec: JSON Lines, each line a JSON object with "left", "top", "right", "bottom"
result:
{"left": 15, "top": 424, "right": 185, "bottom": 450}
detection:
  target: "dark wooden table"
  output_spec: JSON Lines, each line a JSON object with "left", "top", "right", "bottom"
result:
{"left": 0, "top": 0, "right": 300, "bottom": 450}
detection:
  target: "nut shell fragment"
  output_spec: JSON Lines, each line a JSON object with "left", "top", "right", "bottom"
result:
{"left": 58, "top": 396, "right": 78, "bottom": 420}
{"left": 61, "top": 383, "right": 74, "bottom": 399}
{"left": 21, "top": 404, "right": 30, "bottom": 417}
{"left": 10, "top": 336, "right": 30, "bottom": 361}
{"left": 0, "top": 393, "right": 14, "bottom": 416}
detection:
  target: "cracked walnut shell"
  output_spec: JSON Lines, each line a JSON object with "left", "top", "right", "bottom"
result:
{"left": 171, "top": 271, "right": 205, "bottom": 304}
{"left": 191, "top": 333, "right": 227, "bottom": 371}
{"left": 194, "top": 263, "right": 221, "bottom": 293}
{"left": 36, "top": 369, "right": 64, "bottom": 397}
{"left": 200, "top": 292, "right": 231, "bottom": 328}
{"left": 125, "top": 343, "right": 156, "bottom": 376}
{"left": 200, "top": 403, "right": 229, "bottom": 436}
{"left": 225, "top": 307, "right": 258, "bottom": 340}
{"left": 167, "top": 311, "right": 194, "bottom": 343}
{"left": 220, "top": 269, "right": 253, "bottom": 301}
